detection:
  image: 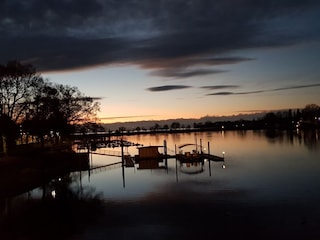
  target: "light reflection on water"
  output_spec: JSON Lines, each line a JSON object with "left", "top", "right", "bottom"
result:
{"left": 2, "top": 130, "right": 320, "bottom": 239}
{"left": 78, "top": 130, "right": 320, "bottom": 205}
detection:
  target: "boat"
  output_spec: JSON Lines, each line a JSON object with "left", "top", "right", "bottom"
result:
{"left": 175, "top": 143, "right": 205, "bottom": 174}
{"left": 176, "top": 142, "right": 225, "bottom": 163}
{"left": 175, "top": 143, "right": 205, "bottom": 163}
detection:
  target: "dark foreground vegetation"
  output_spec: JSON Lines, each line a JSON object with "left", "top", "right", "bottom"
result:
{"left": 0, "top": 60, "right": 99, "bottom": 155}
{"left": 0, "top": 61, "right": 103, "bottom": 239}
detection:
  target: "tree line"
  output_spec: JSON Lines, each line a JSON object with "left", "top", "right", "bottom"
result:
{"left": 110, "top": 105, "right": 320, "bottom": 135}
{"left": 192, "top": 105, "right": 320, "bottom": 131}
{"left": 0, "top": 60, "right": 100, "bottom": 154}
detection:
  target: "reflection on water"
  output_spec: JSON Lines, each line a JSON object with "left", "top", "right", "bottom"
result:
{"left": 179, "top": 161, "right": 204, "bottom": 174}
{"left": 1, "top": 130, "right": 320, "bottom": 239}
{"left": 76, "top": 129, "right": 320, "bottom": 204}
{"left": 0, "top": 173, "right": 104, "bottom": 240}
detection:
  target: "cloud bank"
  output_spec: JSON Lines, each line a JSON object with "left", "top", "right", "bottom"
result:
{"left": 207, "top": 83, "right": 320, "bottom": 96}
{"left": 147, "top": 85, "right": 191, "bottom": 92}
{"left": 1, "top": 0, "right": 319, "bottom": 76}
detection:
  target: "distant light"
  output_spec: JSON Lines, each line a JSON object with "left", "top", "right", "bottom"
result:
{"left": 222, "top": 126, "right": 224, "bottom": 129}
{"left": 222, "top": 164, "right": 226, "bottom": 169}
{"left": 51, "top": 190, "right": 56, "bottom": 198}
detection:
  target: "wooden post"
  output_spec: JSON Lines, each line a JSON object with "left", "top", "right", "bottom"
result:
{"left": 208, "top": 142, "right": 212, "bottom": 176}
{"left": 175, "top": 144, "right": 178, "bottom": 182}
{"left": 121, "top": 138, "right": 125, "bottom": 188}
{"left": 121, "top": 138, "right": 124, "bottom": 166}
{"left": 163, "top": 140, "right": 167, "bottom": 156}
{"left": 163, "top": 140, "right": 168, "bottom": 171}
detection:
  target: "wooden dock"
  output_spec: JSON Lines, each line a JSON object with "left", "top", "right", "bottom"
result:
{"left": 89, "top": 151, "right": 224, "bottom": 163}
{"left": 88, "top": 139, "right": 225, "bottom": 168}
{"left": 201, "top": 153, "right": 224, "bottom": 162}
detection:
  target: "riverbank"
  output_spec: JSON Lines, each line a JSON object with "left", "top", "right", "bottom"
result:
{"left": 0, "top": 145, "right": 89, "bottom": 199}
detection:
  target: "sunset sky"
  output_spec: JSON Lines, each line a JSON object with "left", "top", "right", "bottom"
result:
{"left": 1, "top": 0, "right": 320, "bottom": 123}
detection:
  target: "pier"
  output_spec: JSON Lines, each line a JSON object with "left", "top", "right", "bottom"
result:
{"left": 85, "top": 139, "right": 225, "bottom": 169}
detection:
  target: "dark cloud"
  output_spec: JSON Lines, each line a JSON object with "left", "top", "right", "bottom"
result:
{"left": 199, "top": 57, "right": 255, "bottom": 65}
{"left": 201, "top": 85, "right": 240, "bottom": 90}
{"left": 2, "top": 34, "right": 131, "bottom": 72}
{"left": 138, "top": 57, "right": 254, "bottom": 70}
{"left": 271, "top": 83, "right": 320, "bottom": 91}
{"left": 207, "top": 83, "right": 320, "bottom": 96}
{"left": 147, "top": 57, "right": 253, "bottom": 78}
{"left": 147, "top": 85, "right": 191, "bottom": 92}
{"left": 147, "top": 84, "right": 241, "bottom": 93}
{"left": 0, "top": 0, "right": 102, "bottom": 34}
{"left": 151, "top": 68, "right": 227, "bottom": 78}
{"left": 1, "top": 0, "right": 319, "bottom": 73}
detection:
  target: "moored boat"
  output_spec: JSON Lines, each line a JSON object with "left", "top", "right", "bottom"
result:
{"left": 175, "top": 143, "right": 204, "bottom": 163}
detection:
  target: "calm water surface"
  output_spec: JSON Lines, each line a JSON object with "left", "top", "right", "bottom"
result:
{"left": 2, "top": 130, "right": 320, "bottom": 239}
{"left": 78, "top": 130, "right": 320, "bottom": 205}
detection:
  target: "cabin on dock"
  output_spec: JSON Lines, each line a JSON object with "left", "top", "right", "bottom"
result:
{"left": 134, "top": 146, "right": 167, "bottom": 170}
{"left": 137, "top": 159, "right": 167, "bottom": 170}
{"left": 134, "top": 146, "right": 164, "bottom": 161}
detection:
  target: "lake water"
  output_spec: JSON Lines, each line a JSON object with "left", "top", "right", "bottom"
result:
{"left": 78, "top": 130, "right": 320, "bottom": 205}
{"left": 2, "top": 129, "right": 320, "bottom": 239}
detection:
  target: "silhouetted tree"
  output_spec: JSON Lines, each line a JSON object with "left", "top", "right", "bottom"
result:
{"left": 302, "top": 104, "right": 320, "bottom": 121}
{"left": 1, "top": 61, "right": 100, "bottom": 143}
{"left": 153, "top": 123, "right": 160, "bottom": 131}
{"left": 0, "top": 114, "right": 18, "bottom": 154}
{"left": 23, "top": 81, "right": 100, "bottom": 145}
{"left": 163, "top": 124, "right": 169, "bottom": 130}
{"left": 135, "top": 126, "right": 141, "bottom": 132}
{"left": 263, "top": 112, "right": 278, "bottom": 128}
{"left": 300, "top": 104, "right": 320, "bottom": 129}
{"left": 0, "top": 60, "right": 43, "bottom": 123}
{"left": 55, "top": 84, "right": 100, "bottom": 125}
{"left": 295, "top": 109, "right": 302, "bottom": 121}
{"left": 22, "top": 83, "right": 63, "bottom": 146}
{"left": 170, "top": 122, "right": 180, "bottom": 129}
